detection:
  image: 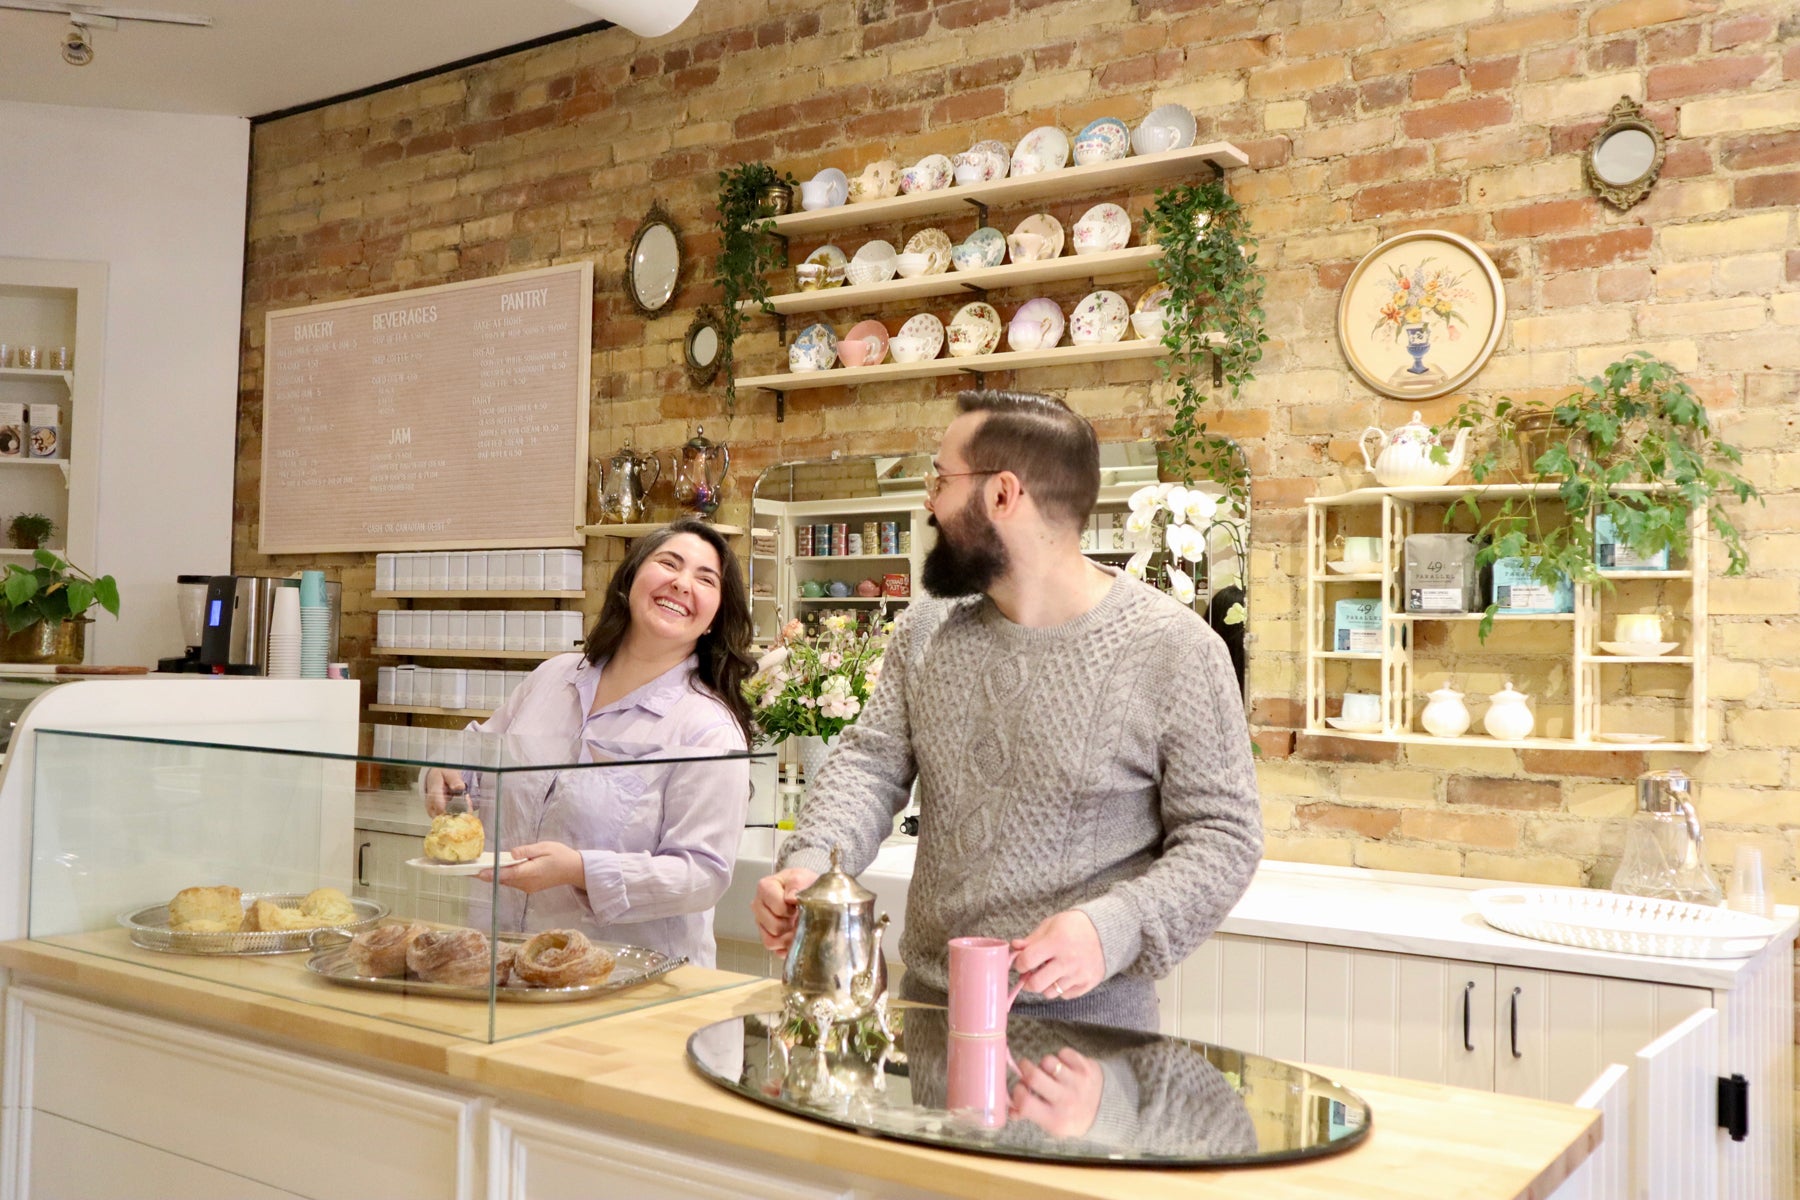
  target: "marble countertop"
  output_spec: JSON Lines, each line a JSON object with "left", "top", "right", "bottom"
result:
{"left": 354, "top": 788, "right": 431, "bottom": 837}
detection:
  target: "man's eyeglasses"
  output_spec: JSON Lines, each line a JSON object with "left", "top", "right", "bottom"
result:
{"left": 924, "top": 468, "right": 1001, "bottom": 500}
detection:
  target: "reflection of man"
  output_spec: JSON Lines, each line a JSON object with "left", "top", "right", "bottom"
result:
{"left": 753, "top": 389, "right": 1261, "bottom": 1032}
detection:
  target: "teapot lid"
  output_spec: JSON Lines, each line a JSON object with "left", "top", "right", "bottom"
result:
{"left": 1391, "top": 411, "right": 1435, "bottom": 444}
{"left": 1428, "top": 680, "right": 1463, "bottom": 698}
{"left": 682, "top": 425, "right": 716, "bottom": 452}
{"left": 608, "top": 443, "right": 640, "bottom": 464}
{"left": 1490, "top": 679, "right": 1527, "bottom": 701}
{"left": 795, "top": 846, "right": 874, "bottom": 908}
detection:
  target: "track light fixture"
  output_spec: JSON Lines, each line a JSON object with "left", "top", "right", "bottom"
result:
{"left": 61, "top": 20, "right": 93, "bottom": 64}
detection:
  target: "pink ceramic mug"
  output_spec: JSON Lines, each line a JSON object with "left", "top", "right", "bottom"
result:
{"left": 946, "top": 1032, "right": 1012, "bottom": 1128}
{"left": 948, "top": 936, "right": 1023, "bottom": 1037}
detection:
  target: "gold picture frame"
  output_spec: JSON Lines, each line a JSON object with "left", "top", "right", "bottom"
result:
{"left": 1336, "top": 230, "right": 1505, "bottom": 401}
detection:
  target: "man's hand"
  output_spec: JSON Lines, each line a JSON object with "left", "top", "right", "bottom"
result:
{"left": 752, "top": 868, "right": 820, "bottom": 952}
{"left": 423, "top": 767, "right": 467, "bottom": 817}
{"left": 1011, "top": 909, "right": 1105, "bottom": 1001}
{"left": 1010, "top": 1048, "right": 1103, "bottom": 1137}
{"left": 480, "top": 841, "right": 583, "bottom": 893}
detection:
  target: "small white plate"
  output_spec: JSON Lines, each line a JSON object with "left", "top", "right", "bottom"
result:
{"left": 407, "top": 851, "right": 519, "bottom": 876}
{"left": 1598, "top": 641, "right": 1680, "bottom": 657}
{"left": 1327, "top": 560, "right": 1380, "bottom": 575}
{"left": 1325, "top": 717, "right": 1382, "bottom": 733}
{"left": 1597, "top": 733, "right": 1664, "bottom": 744}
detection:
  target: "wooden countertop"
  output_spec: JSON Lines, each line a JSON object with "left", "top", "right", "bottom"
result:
{"left": 0, "top": 935, "right": 1596, "bottom": 1200}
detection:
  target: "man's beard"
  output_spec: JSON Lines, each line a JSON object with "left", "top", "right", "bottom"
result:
{"left": 921, "top": 498, "right": 1008, "bottom": 598}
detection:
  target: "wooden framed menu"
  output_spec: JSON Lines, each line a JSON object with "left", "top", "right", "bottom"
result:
{"left": 259, "top": 262, "right": 592, "bottom": 553}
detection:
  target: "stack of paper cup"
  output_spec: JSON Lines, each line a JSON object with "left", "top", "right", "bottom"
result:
{"left": 267, "top": 584, "right": 302, "bottom": 678}
{"left": 299, "top": 570, "right": 330, "bottom": 679}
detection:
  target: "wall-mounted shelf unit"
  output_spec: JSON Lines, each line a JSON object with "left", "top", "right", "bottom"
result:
{"left": 578, "top": 523, "right": 743, "bottom": 538}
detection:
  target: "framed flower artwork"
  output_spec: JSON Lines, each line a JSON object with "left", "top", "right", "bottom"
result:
{"left": 1336, "top": 230, "right": 1504, "bottom": 401}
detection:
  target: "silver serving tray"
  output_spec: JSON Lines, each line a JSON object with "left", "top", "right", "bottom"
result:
{"left": 119, "top": 892, "right": 387, "bottom": 956}
{"left": 303, "top": 931, "right": 686, "bottom": 1003}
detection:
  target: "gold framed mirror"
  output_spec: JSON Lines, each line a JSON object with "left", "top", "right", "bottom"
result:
{"left": 684, "top": 306, "right": 724, "bottom": 388}
{"left": 1585, "top": 97, "right": 1665, "bottom": 211}
{"left": 625, "top": 203, "right": 683, "bottom": 316}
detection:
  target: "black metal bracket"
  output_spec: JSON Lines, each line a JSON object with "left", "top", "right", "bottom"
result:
{"left": 775, "top": 314, "right": 789, "bottom": 348}
{"left": 1718, "top": 1074, "right": 1749, "bottom": 1142}
{"left": 771, "top": 390, "right": 785, "bottom": 423}
{"left": 964, "top": 198, "right": 989, "bottom": 228}
{"left": 1211, "top": 350, "right": 1223, "bottom": 388}
{"left": 770, "top": 231, "right": 790, "bottom": 269}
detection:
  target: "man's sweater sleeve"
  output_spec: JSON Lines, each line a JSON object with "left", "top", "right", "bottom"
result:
{"left": 1076, "top": 623, "right": 1263, "bottom": 979}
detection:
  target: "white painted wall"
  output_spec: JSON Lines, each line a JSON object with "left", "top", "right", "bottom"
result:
{"left": 0, "top": 100, "right": 248, "bottom": 665}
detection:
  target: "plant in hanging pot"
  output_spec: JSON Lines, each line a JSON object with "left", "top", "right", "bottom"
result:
{"left": 0, "top": 550, "right": 120, "bottom": 663}
{"left": 741, "top": 612, "right": 890, "bottom": 782}
{"left": 714, "top": 161, "right": 798, "bottom": 410}
{"left": 7, "top": 513, "right": 54, "bottom": 551}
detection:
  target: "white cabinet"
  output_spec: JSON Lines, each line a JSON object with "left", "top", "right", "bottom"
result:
{"left": 1491, "top": 965, "right": 1708, "bottom": 1102}
{"left": 1174, "top": 933, "right": 1306, "bottom": 1062}
{"left": 353, "top": 826, "right": 467, "bottom": 925}
{"left": 1302, "top": 946, "right": 1497, "bottom": 1091}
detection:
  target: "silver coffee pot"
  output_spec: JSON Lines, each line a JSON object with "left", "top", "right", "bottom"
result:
{"left": 1613, "top": 768, "right": 1722, "bottom": 906}
{"left": 782, "top": 847, "right": 890, "bottom": 1036}
{"left": 597, "top": 445, "right": 660, "bottom": 525}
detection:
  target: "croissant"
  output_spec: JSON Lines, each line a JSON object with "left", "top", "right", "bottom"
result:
{"left": 348, "top": 921, "right": 427, "bottom": 977}
{"left": 513, "top": 928, "right": 615, "bottom": 989}
{"left": 406, "top": 928, "right": 493, "bottom": 986}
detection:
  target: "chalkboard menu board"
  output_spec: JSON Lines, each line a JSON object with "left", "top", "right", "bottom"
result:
{"left": 260, "top": 262, "right": 592, "bottom": 553}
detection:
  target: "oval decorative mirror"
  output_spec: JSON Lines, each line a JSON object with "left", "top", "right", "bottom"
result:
{"left": 1585, "top": 97, "right": 1665, "bottom": 211}
{"left": 626, "top": 203, "right": 683, "bottom": 315}
{"left": 685, "top": 306, "right": 724, "bottom": 388}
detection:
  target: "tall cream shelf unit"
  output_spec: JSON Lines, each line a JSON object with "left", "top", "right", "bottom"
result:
{"left": 1304, "top": 484, "right": 1709, "bottom": 751}
{"left": 731, "top": 142, "right": 1248, "bottom": 419}
{"left": 0, "top": 258, "right": 103, "bottom": 590}
{"left": 369, "top": 584, "right": 586, "bottom": 721}
{"left": 749, "top": 493, "right": 930, "bottom": 639}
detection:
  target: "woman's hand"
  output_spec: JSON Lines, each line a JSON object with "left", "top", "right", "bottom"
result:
{"left": 480, "top": 841, "right": 584, "bottom": 893}
{"left": 423, "top": 768, "right": 468, "bottom": 817}
{"left": 1009, "top": 1048, "right": 1103, "bottom": 1138}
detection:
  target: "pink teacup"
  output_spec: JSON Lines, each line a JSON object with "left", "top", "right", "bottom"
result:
{"left": 946, "top": 1033, "right": 1014, "bottom": 1129}
{"left": 948, "top": 936, "right": 1023, "bottom": 1037}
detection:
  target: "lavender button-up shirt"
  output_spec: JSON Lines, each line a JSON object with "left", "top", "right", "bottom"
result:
{"left": 468, "top": 652, "right": 749, "bottom": 967}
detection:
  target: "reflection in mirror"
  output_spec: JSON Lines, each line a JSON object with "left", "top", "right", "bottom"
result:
{"left": 1584, "top": 97, "right": 1665, "bottom": 211}
{"left": 626, "top": 204, "right": 683, "bottom": 315}
{"left": 685, "top": 306, "right": 724, "bottom": 388}
{"left": 748, "top": 441, "right": 1249, "bottom": 699}
{"left": 1593, "top": 127, "right": 1656, "bottom": 185}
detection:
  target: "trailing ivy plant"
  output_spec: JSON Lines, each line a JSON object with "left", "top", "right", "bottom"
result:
{"left": 1443, "top": 352, "right": 1759, "bottom": 638}
{"left": 713, "top": 162, "right": 796, "bottom": 411}
{"left": 1144, "top": 179, "right": 1267, "bottom": 505}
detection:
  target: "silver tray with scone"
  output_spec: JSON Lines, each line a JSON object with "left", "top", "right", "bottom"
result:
{"left": 304, "top": 927, "right": 686, "bottom": 1003}
{"left": 120, "top": 887, "right": 386, "bottom": 956}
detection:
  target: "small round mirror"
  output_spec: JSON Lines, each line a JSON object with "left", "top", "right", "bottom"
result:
{"left": 1593, "top": 127, "right": 1656, "bottom": 185}
{"left": 1584, "top": 98, "right": 1665, "bottom": 211}
{"left": 684, "top": 307, "right": 725, "bottom": 388}
{"left": 626, "top": 204, "right": 683, "bottom": 315}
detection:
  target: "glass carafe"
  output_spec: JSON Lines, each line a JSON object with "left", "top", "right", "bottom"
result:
{"left": 671, "top": 425, "right": 730, "bottom": 518}
{"left": 598, "top": 446, "right": 660, "bottom": 525}
{"left": 1613, "top": 769, "right": 1722, "bottom": 906}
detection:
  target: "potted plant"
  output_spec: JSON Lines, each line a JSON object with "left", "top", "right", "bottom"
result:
{"left": 0, "top": 550, "right": 120, "bottom": 663}
{"left": 1144, "top": 178, "right": 1268, "bottom": 505}
{"left": 714, "top": 162, "right": 797, "bottom": 409}
{"left": 1445, "top": 352, "right": 1759, "bottom": 637}
{"left": 7, "top": 513, "right": 53, "bottom": 550}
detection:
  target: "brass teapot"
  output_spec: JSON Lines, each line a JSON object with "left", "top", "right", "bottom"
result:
{"left": 782, "top": 847, "right": 890, "bottom": 1037}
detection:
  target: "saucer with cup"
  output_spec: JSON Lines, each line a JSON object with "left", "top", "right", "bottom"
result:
{"left": 1326, "top": 692, "right": 1383, "bottom": 733}
{"left": 1599, "top": 612, "right": 1678, "bottom": 657}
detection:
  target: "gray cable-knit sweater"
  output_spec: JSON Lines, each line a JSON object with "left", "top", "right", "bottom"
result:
{"left": 778, "top": 569, "right": 1263, "bottom": 1031}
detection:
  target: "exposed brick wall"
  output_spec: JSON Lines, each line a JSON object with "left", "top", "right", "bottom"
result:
{"left": 237, "top": 0, "right": 1799, "bottom": 903}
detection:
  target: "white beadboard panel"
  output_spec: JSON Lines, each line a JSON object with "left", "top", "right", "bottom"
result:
{"left": 1712, "top": 936, "right": 1794, "bottom": 1200}
{"left": 1302, "top": 944, "right": 1353, "bottom": 1070}
{"left": 27, "top": 1110, "right": 304, "bottom": 1200}
{"left": 1551, "top": 1064, "right": 1632, "bottom": 1200}
{"left": 1154, "top": 970, "right": 1179, "bottom": 1037}
{"left": 1635, "top": 1009, "right": 1719, "bottom": 1200}
{"left": 1402, "top": 954, "right": 1496, "bottom": 1092}
{"left": 1494, "top": 969, "right": 1709, "bottom": 1104}
{"left": 1303, "top": 945, "right": 1495, "bottom": 1089}
{"left": 1177, "top": 936, "right": 1224, "bottom": 1045}
{"left": 7, "top": 986, "right": 481, "bottom": 1200}
{"left": 1178, "top": 934, "right": 1305, "bottom": 1059}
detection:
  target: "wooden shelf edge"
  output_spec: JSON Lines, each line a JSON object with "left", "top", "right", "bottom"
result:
{"left": 578, "top": 523, "right": 744, "bottom": 538}
{"left": 373, "top": 590, "right": 586, "bottom": 600}
{"left": 372, "top": 647, "right": 571, "bottom": 660}
{"left": 742, "top": 246, "right": 1164, "bottom": 315}
{"left": 368, "top": 703, "right": 496, "bottom": 719}
{"left": 737, "top": 338, "right": 1177, "bottom": 393}
{"left": 1301, "top": 728, "right": 1709, "bottom": 752}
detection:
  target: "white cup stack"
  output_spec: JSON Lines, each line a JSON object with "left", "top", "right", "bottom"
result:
{"left": 298, "top": 570, "right": 330, "bottom": 679}
{"left": 267, "top": 585, "right": 302, "bottom": 679}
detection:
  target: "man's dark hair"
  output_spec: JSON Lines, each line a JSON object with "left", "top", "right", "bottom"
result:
{"left": 954, "top": 389, "right": 1100, "bottom": 532}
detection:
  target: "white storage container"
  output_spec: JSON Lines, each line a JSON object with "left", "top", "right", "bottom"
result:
{"left": 375, "top": 554, "right": 395, "bottom": 593}
{"left": 376, "top": 610, "right": 395, "bottom": 648}
{"left": 428, "top": 553, "right": 450, "bottom": 591}
{"left": 439, "top": 669, "right": 467, "bottom": 711}
{"left": 523, "top": 550, "right": 545, "bottom": 591}
{"left": 467, "top": 552, "right": 489, "bottom": 591}
{"left": 429, "top": 610, "right": 450, "bottom": 650}
{"left": 447, "top": 553, "right": 468, "bottom": 591}
{"left": 446, "top": 611, "right": 468, "bottom": 651}
{"left": 501, "top": 611, "right": 523, "bottom": 651}
{"left": 483, "top": 610, "right": 504, "bottom": 650}
{"left": 395, "top": 665, "right": 416, "bottom": 705}
{"left": 376, "top": 666, "right": 396, "bottom": 704}
{"left": 395, "top": 554, "right": 421, "bottom": 591}
{"left": 523, "top": 611, "right": 546, "bottom": 652}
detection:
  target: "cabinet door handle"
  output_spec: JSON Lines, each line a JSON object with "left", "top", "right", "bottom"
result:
{"left": 357, "top": 840, "right": 371, "bottom": 887}
{"left": 1462, "top": 980, "right": 1475, "bottom": 1052}
{"left": 1509, "top": 986, "right": 1523, "bottom": 1059}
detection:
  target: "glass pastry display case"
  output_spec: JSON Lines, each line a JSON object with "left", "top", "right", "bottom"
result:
{"left": 27, "top": 722, "right": 769, "bottom": 1043}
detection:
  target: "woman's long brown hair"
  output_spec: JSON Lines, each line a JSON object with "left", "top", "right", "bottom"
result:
{"left": 583, "top": 517, "right": 756, "bottom": 746}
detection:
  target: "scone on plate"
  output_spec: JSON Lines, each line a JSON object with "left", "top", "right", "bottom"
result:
{"left": 423, "top": 811, "right": 484, "bottom": 863}
{"left": 300, "top": 887, "right": 356, "bottom": 925}
{"left": 244, "top": 898, "right": 315, "bottom": 932}
{"left": 168, "top": 885, "right": 244, "bottom": 933}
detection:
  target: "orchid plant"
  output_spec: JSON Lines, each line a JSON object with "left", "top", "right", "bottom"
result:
{"left": 1123, "top": 483, "right": 1247, "bottom": 625}
{"left": 742, "top": 612, "right": 891, "bottom": 742}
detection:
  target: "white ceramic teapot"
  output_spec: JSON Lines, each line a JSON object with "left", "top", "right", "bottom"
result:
{"left": 1360, "top": 411, "right": 1471, "bottom": 487}
{"left": 1420, "top": 682, "right": 1471, "bottom": 738}
{"left": 1483, "top": 681, "right": 1535, "bottom": 741}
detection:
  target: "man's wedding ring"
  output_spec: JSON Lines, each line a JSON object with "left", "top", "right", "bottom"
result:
{"left": 1049, "top": 1058, "right": 1064, "bottom": 1078}
{"left": 1048, "top": 982, "right": 1064, "bottom": 998}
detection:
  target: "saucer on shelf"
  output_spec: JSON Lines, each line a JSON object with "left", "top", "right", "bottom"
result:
{"left": 1325, "top": 717, "right": 1382, "bottom": 733}
{"left": 1326, "top": 560, "right": 1380, "bottom": 575}
{"left": 1598, "top": 641, "right": 1680, "bottom": 657}
{"left": 1597, "top": 733, "right": 1664, "bottom": 744}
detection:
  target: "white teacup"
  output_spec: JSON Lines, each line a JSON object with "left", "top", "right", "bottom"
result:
{"left": 1615, "top": 613, "right": 1664, "bottom": 643}
{"left": 799, "top": 180, "right": 836, "bottom": 211}
{"left": 1339, "top": 536, "right": 1382, "bottom": 567}
{"left": 889, "top": 335, "right": 929, "bottom": 363}
{"left": 1341, "top": 693, "right": 1381, "bottom": 726}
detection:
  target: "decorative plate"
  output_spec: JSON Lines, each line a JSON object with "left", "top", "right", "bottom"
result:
{"left": 903, "top": 228, "right": 953, "bottom": 275}
{"left": 1072, "top": 203, "right": 1132, "bottom": 255}
{"left": 1010, "top": 125, "right": 1070, "bottom": 176}
{"left": 1073, "top": 117, "right": 1130, "bottom": 165}
{"left": 1131, "top": 104, "right": 1196, "bottom": 156}
{"left": 812, "top": 167, "right": 850, "bottom": 207}
{"left": 899, "top": 153, "right": 954, "bottom": 195}
{"left": 849, "top": 159, "right": 900, "bottom": 203}
{"left": 847, "top": 239, "right": 897, "bottom": 285}
{"left": 963, "top": 226, "right": 1006, "bottom": 268}
{"left": 1134, "top": 283, "right": 1174, "bottom": 314}
{"left": 947, "top": 302, "right": 1003, "bottom": 358}
{"left": 843, "top": 319, "right": 891, "bottom": 367}
{"left": 954, "top": 139, "right": 1010, "bottom": 185}
{"left": 1007, "top": 213, "right": 1065, "bottom": 264}
{"left": 1069, "top": 290, "right": 1130, "bottom": 344}
{"left": 803, "top": 244, "right": 848, "bottom": 271}
{"left": 897, "top": 313, "right": 945, "bottom": 359}
{"left": 789, "top": 322, "right": 839, "bottom": 373}
{"left": 1598, "top": 641, "right": 1680, "bottom": 657}
{"left": 1006, "top": 297, "right": 1065, "bottom": 353}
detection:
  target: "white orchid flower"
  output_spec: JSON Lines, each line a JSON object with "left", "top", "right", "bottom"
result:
{"left": 1224, "top": 602, "right": 1246, "bottom": 626}
{"left": 1185, "top": 491, "right": 1220, "bottom": 524}
{"left": 1125, "top": 549, "right": 1151, "bottom": 580}
{"left": 1183, "top": 525, "right": 1210, "bottom": 563}
{"left": 1125, "top": 509, "right": 1152, "bottom": 536}
{"left": 1165, "top": 486, "right": 1191, "bottom": 520}
{"left": 1128, "top": 485, "right": 1160, "bottom": 513}
{"left": 1168, "top": 564, "right": 1196, "bottom": 605}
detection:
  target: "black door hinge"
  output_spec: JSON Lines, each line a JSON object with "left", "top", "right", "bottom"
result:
{"left": 1717, "top": 1073, "right": 1749, "bottom": 1142}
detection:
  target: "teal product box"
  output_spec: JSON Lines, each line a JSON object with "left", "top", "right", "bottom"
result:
{"left": 1596, "top": 513, "right": 1669, "bottom": 571}
{"left": 1333, "top": 598, "right": 1382, "bottom": 653}
{"left": 1490, "top": 556, "right": 1574, "bottom": 614}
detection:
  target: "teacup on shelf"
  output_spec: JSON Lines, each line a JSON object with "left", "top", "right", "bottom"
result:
{"left": 894, "top": 253, "right": 932, "bottom": 279}
{"left": 889, "top": 335, "right": 930, "bottom": 363}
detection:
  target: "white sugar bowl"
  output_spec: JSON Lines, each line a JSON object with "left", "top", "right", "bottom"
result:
{"left": 1483, "top": 681, "right": 1535, "bottom": 741}
{"left": 1420, "top": 682, "right": 1471, "bottom": 738}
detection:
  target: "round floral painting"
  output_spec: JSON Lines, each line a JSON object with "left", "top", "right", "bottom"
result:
{"left": 1336, "top": 230, "right": 1504, "bottom": 400}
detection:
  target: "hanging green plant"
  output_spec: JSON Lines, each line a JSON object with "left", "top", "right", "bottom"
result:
{"left": 714, "top": 162, "right": 796, "bottom": 411}
{"left": 1144, "top": 179, "right": 1267, "bottom": 503}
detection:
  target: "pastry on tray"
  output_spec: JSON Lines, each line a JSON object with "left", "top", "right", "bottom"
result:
{"left": 348, "top": 921, "right": 428, "bottom": 977}
{"left": 423, "top": 812, "right": 484, "bottom": 863}
{"left": 513, "top": 928, "right": 616, "bottom": 989}
{"left": 241, "top": 887, "right": 357, "bottom": 933}
{"left": 167, "top": 885, "right": 245, "bottom": 933}
{"left": 406, "top": 928, "right": 493, "bottom": 986}
{"left": 300, "top": 886, "right": 357, "bottom": 925}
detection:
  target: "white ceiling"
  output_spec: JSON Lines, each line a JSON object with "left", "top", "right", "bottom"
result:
{"left": 0, "top": 1, "right": 617, "bottom": 119}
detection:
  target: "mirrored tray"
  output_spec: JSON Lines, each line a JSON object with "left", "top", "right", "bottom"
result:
{"left": 120, "top": 892, "right": 387, "bottom": 956}
{"left": 687, "top": 1008, "right": 1371, "bottom": 1167}
{"left": 306, "top": 930, "right": 685, "bottom": 1003}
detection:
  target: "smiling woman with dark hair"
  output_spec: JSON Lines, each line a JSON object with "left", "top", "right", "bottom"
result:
{"left": 423, "top": 517, "right": 756, "bottom": 966}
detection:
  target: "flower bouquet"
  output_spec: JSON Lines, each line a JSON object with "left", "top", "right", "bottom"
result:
{"left": 1122, "top": 483, "right": 1246, "bottom": 626}
{"left": 742, "top": 612, "right": 891, "bottom": 743}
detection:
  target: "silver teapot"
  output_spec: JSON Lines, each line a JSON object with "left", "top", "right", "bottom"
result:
{"left": 597, "top": 445, "right": 660, "bottom": 525}
{"left": 782, "top": 847, "right": 891, "bottom": 1039}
